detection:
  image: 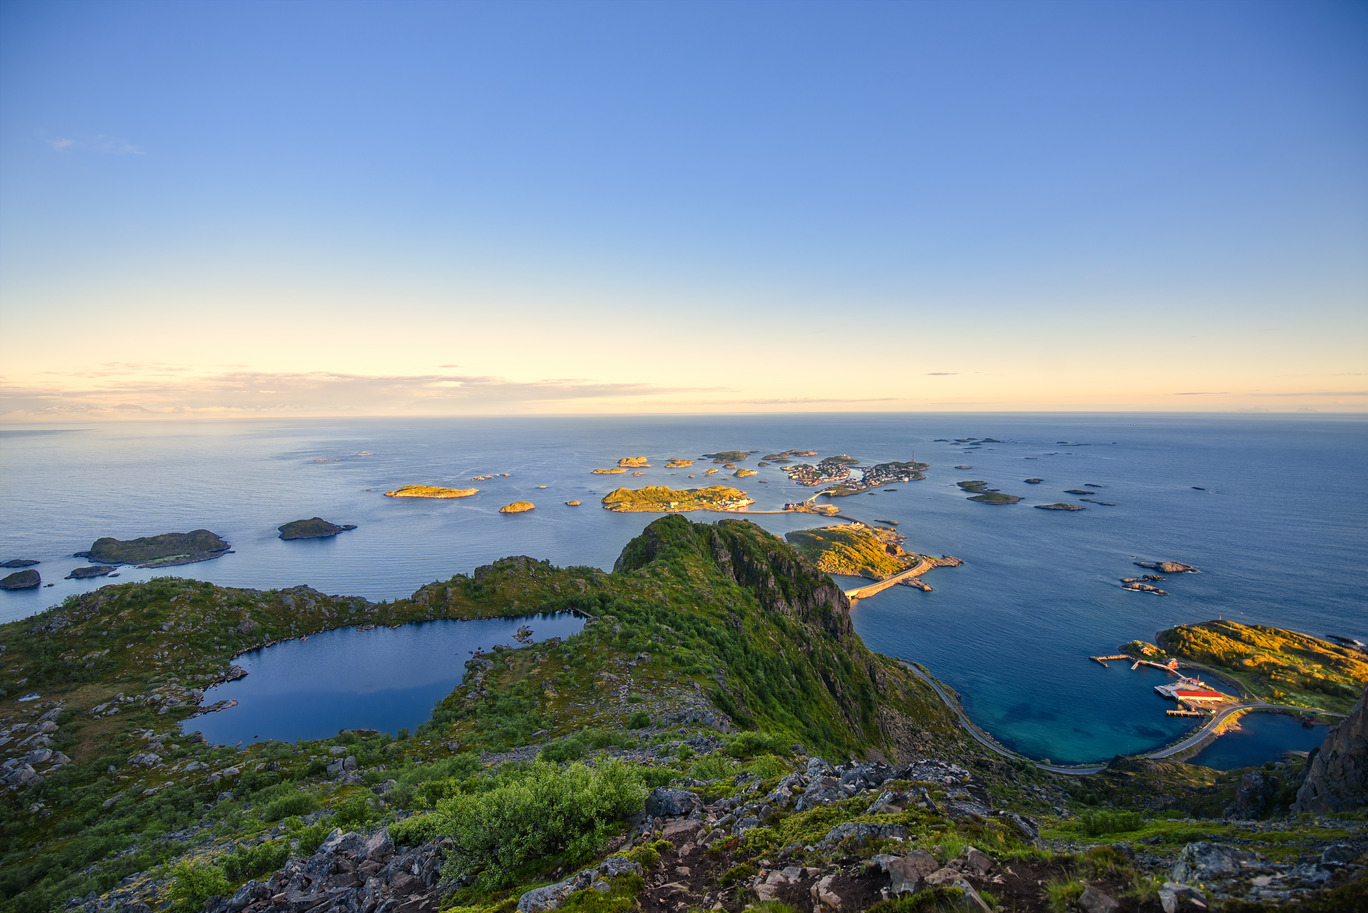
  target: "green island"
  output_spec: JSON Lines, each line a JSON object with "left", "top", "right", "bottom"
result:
{"left": 664, "top": 458, "right": 693, "bottom": 468}
{"left": 616, "top": 457, "right": 651, "bottom": 468}
{"left": 591, "top": 467, "right": 630, "bottom": 475}
{"left": 383, "top": 485, "right": 479, "bottom": 499}
{"left": 600, "top": 485, "right": 754, "bottom": 512}
{"left": 784, "top": 523, "right": 910, "bottom": 578}
{"left": 733, "top": 468, "right": 757, "bottom": 478}
{"left": 499, "top": 501, "right": 536, "bottom": 514}
{"left": 277, "top": 518, "right": 357, "bottom": 540}
{"left": 958, "top": 481, "right": 1022, "bottom": 505}
{"left": 701, "top": 450, "right": 756, "bottom": 463}
{"left": 75, "top": 530, "right": 231, "bottom": 567}
{"left": 1147, "top": 620, "right": 1368, "bottom": 714}
{"left": 0, "top": 518, "right": 1364, "bottom": 913}
{"left": 1035, "top": 503, "right": 1084, "bottom": 511}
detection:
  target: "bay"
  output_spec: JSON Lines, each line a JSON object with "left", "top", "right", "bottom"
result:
{"left": 2, "top": 413, "right": 1364, "bottom": 763}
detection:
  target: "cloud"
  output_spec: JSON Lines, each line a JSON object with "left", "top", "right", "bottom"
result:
{"left": 0, "top": 369, "right": 719, "bottom": 419}
{"left": 43, "top": 132, "right": 144, "bottom": 155}
{"left": 1251, "top": 391, "right": 1368, "bottom": 397}
{"left": 1173, "top": 391, "right": 1230, "bottom": 396}
{"left": 925, "top": 372, "right": 956, "bottom": 376}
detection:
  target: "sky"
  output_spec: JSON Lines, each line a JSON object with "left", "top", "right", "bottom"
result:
{"left": 1, "top": 0, "right": 1365, "bottom": 419}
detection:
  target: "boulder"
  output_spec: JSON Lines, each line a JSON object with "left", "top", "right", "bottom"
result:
{"left": 645, "top": 787, "right": 701, "bottom": 819}
{"left": 1172, "top": 841, "right": 1268, "bottom": 885}
{"left": 885, "top": 849, "right": 939, "bottom": 894}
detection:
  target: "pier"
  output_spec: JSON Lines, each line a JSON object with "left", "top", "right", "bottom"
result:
{"left": 1089, "top": 654, "right": 1130, "bottom": 667}
{"left": 843, "top": 556, "right": 934, "bottom": 602}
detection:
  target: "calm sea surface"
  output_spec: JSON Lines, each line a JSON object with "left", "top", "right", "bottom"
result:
{"left": 2, "top": 414, "right": 1364, "bottom": 764}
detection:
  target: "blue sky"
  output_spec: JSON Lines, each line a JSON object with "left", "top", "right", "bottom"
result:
{"left": 1, "top": 0, "right": 1365, "bottom": 418}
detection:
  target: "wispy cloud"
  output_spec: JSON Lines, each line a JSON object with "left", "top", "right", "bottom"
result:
{"left": 925, "top": 372, "right": 957, "bottom": 376}
{"left": 42, "top": 132, "right": 144, "bottom": 155}
{"left": 1173, "top": 391, "right": 1230, "bottom": 396}
{"left": 1250, "top": 391, "right": 1368, "bottom": 397}
{"left": 0, "top": 369, "right": 719, "bottom": 419}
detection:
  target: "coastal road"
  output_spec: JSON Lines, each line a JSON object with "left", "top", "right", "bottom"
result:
{"left": 898, "top": 662, "right": 1320, "bottom": 777}
{"left": 844, "top": 557, "right": 935, "bottom": 602}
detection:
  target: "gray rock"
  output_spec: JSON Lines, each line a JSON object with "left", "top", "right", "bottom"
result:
{"left": 517, "top": 856, "right": 642, "bottom": 912}
{"left": 1321, "top": 843, "right": 1357, "bottom": 866}
{"left": 818, "top": 821, "right": 908, "bottom": 848}
{"left": 1079, "top": 884, "right": 1119, "bottom": 913}
{"left": 885, "top": 849, "right": 939, "bottom": 895}
{"left": 1172, "top": 841, "right": 1268, "bottom": 885}
{"left": 645, "top": 786, "right": 701, "bottom": 819}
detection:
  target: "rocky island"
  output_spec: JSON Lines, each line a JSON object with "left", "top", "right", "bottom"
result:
{"left": 701, "top": 450, "right": 757, "bottom": 463}
{"left": 1035, "top": 502, "right": 1085, "bottom": 511}
{"left": 384, "top": 485, "right": 479, "bottom": 499}
{"left": 65, "top": 566, "right": 116, "bottom": 579}
{"left": 75, "top": 529, "right": 231, "bottom": 567}
{"left": 277, "top": 518, "right": 357, "bottom": 540}
{"left": 1136, "top": 560, "right": 1200, "bottom": 574}
{"left": 957, "top": 481, "right": 1021, "bottom": 504}
{"left": 664, "top": 458, "right": 694, "bottom": 468}
{"left": 601, "top": 484, "right": 754, "bottom": 512}
{"left": 617, "top": 456, "right": 651, "bottom": 468}
{"left": 0, "top": 559, "right": 38, "bottom": 568}
{"left": 0, "top": 569, "right": 40, "bottom": 590}
{"left": 499, "top": 501, "right": 535, "bottom": 514}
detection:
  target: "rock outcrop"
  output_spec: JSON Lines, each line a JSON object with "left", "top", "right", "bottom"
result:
{"left": 0, "top": 569, "right": 40, "bottom": 589}
{"left": 1293, "top": 684, "right": 1368, "bottom": 814}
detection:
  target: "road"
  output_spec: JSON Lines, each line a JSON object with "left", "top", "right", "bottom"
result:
{"left": 898, "top": 661, "right": 1316, "bottom": 777}
{"left": 844, "top": 556, "right": 935, "bottom": 601}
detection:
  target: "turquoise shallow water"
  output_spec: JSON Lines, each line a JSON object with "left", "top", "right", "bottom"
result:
{"left": 2, "top": 413, "right": 1364, "bottom": 762}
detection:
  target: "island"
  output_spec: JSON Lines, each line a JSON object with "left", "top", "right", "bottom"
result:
{"left": 0, "top": 558, "right": 39, "bottom": 568}
{"left": 75, "top": 529, "right": 231, "bottom": 567}
{"left": 564, "top": 500, "right": 582, "bottom": 506}
{"left": 384, "top": 485, "right": 479, "bottom": 499}
{"left": 1063, "top": 489, "right": 1092, "bottom": 495}
{"left": 819, "top": 460, "right": 928, "bottom": 496}
{"left": 734, "top": 468, "right": 757, "bottom": 478}
{"left": 1035, "top": 503, "right": 1084, "bottom": 511}
{"left": 665, "top": 458, "right": 694, "bottom": 468}
{"left": 499, "top": 502, "right": 535, "bottom": 514}
{"left": 278, "top": 518, "right": 358, "bottom": 540}
{"left": 590, "top": 467, "right": 629, "bottom": 474}
{"left": 66, "top": 566, "right": 116, "bottom": 579}
{"left": 957, "top": 481, "right": 1021, "bottom": 504}
{"left": 701, "top": 450, "right": 758, "bottom": 463}
{"left": 0, "top": 569, "right": 40, "bottom": 590}
{"left": 1148, "top": 620, "right": 1368, "bottom": 714}
{"left": 1024, "top": 478, "right": 1044, "bottom": 484}
{"left": 1135, "top": 560, "right": 1199, "bottom": 573}
{"left": 617, "top": 456, "right": 652, "bottom": 468}
{"left": 600, "top": 484, "right": 754, "bottom": 512}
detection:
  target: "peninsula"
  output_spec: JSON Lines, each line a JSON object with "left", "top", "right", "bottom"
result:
{"left": 600, "top": 484, "right": 754, "bottom": 512}
{"left": 1153, "top": 620, "right": 1368, "bottom": 714}
{"left": 384, "top": 485, "right": 478, "bottom": 499}
{"left": 75, "top": 529, "right": 231, "bottom": 567}
{"left": 784, "top": 523, "right": 910, "bottom": 579}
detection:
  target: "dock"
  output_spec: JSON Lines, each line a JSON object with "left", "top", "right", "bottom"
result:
{"left": 1090, "top": 654, "right": 1130, "bottom": 668}
{"left": 1166, "top": 709, "right": 1204, "bottom": 717}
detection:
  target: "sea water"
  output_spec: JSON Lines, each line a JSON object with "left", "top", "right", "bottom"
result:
{"left": 2, "top": 413, "right": 1364, "bottom": 764}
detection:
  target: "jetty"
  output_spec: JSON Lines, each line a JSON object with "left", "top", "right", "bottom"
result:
{"left": 1090, "top": 654, "right": 1130, "bottom": 668}
{"left": 843, "top": 556, "right": 934, "bottom": 601}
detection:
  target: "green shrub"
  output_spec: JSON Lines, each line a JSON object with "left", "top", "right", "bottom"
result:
{"left": 261, "top": 792, "right": 319, "bottom": 822}
{"left": 332, "top": 794, "right": 376, "bottom": 830}
{"left": 221, "top": 840, "right": 289, "bottom": 884}
{"left": 424, "top": 759, "right": 647, "bottom": 889}
{"left": 1080, "top": 809, "right": 1144, "bottom": 836}
{"left": 625, "top": 710, "right": 652, "bottom": 729}
{"left": 166, "top": 861, "right": 231, "bottom": 912}
{"left": 541, "top": 738, "right": 588, "bottom": 763}
{"left": 725, "top": 731, "right": 790, "bottom": 759}
{"left": 1045, "top": 877, "right": 1083, "bottom": 913}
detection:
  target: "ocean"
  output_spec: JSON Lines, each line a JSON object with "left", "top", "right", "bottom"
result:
{"left": 2, "top": 413, "right": 1364, "bottom": 764}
